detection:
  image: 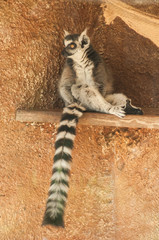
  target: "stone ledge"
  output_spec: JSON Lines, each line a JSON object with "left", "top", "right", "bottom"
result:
{"left": 16, "top": 108, "right": 159, "bottom": 129}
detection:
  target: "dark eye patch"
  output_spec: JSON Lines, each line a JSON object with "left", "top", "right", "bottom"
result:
{"left": 68, "top": 43, "right": 76, "bottom": 49}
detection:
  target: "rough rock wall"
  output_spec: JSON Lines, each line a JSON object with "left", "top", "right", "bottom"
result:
{"left": 104, "top": 127, "right": 159, "bottom": 239}
{"left": 0, "top": 0, "right": 159, "bottom": 239}
{"left": 121, "top": 0, "right": 159, "bottom": 16}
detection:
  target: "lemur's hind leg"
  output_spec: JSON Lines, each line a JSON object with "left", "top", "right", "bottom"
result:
{"left": 105, "top": 93, "right": 143, "bottom": 115}
{"left": 71, "top": 84, "right": 125, "bottom": 118}
{"left": 105, "top": 93, "right": 128, "bottom": 107}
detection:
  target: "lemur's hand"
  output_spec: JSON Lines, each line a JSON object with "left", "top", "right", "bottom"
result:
{"left": 108, "top": 105, "right": 125, "bottom": 118}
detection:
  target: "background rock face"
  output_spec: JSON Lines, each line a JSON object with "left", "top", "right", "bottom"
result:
{"left": 0, "top": 0, "right": 159, "bottom": 239}
{"left": 121, "top": 0, "right": 159, "bottom": 16}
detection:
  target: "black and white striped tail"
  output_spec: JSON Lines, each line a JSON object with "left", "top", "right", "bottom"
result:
{"left": 42, "top": 103, "right": 85, "bottom": 227}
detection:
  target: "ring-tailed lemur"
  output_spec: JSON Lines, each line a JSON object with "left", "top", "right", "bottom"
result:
{"left": 42, "top": 29, "right": 143, "bottom": 227}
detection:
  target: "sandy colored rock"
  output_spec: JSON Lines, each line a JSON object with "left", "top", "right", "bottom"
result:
{"left": 0, "top": 0, "right": 159, "bottom": 239}
{"left": 105, "top": 127, "right": 159, "bottom": 239}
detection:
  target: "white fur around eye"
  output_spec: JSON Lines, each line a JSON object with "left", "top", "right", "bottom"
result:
{"left": 64, "top": 39, "right": 72, "bottom": 47}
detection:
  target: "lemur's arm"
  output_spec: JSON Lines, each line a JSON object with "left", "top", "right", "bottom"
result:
{"left": 94, "top": 60, "right": 114, "bottom": 97}
{"left": 58, "top": 63, "right": 76, "bottom": 106}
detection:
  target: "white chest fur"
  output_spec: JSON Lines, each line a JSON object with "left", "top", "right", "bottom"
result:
{"left": 74, "top": 63, "right": 94, "bottom": 84}
{"left": 71, "top": 51, "right": 94, "bottom": 86}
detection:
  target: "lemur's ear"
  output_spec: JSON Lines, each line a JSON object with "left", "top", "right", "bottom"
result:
{"left": 64, "top": 30, "right": 70, "bottom": 37}
{"left": 79, "top": 28, "right": 90, "bottom": 48}
{"left": 81, "top": 28, "right": 87, "bottom": 36}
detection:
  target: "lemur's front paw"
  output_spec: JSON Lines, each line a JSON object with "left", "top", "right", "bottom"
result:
{"left": 109, "top": 106, "right": 125, "bottom": 118}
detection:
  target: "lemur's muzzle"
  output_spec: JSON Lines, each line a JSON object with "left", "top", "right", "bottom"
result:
{"left": 61, "top": 48, "right": 73, "bottom": 57}
{"left": 61, "top": 48, "right": 68, "bottom": 57}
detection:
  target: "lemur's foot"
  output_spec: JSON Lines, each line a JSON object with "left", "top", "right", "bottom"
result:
{"left": 124, "top": 100, "right": 143, "bottom": 115}
{"left": 109, "top": 105, "right": 125, "bottom": 118}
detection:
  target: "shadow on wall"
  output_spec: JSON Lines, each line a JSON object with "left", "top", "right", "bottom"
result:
{"left": 101, "top": 17, "right": 159, "bottom": 108}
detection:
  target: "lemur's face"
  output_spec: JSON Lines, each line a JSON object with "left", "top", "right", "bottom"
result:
{"left": 62, "top": 29, "right": 90, "bottom": 58}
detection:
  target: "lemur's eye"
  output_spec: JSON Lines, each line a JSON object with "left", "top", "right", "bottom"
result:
{"left": 68, "top": 43, "right": 76, "bottom": 49}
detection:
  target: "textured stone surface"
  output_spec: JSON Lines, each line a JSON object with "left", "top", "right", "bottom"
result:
{"left": 103, "top": 127, "right": 159, "bottom": 240}
{"left": 0, "top": 0, "right": 159, "bottom": 239}
{"left": 121, "top": 0, "right": 159, "bottom": 16}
